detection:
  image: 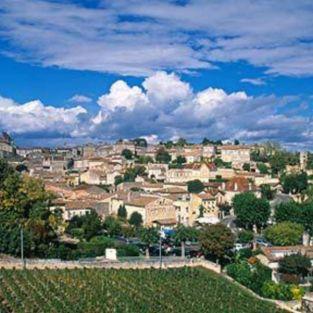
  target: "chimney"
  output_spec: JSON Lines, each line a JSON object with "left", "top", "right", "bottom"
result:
{"left": 234, "top": 182, "right": 238, "bottom": 191}
{"left": 222, "top": 182, "right": 226, "bottom": 190}
{"left": 248, "top": 182, "right": 252, "bottom": 191}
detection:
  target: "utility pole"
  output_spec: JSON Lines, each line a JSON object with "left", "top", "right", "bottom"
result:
{"left": 159, "top": 230, "right": 162, "bottom": 269}
{"left": 20, "top": 226, "right": 26, "bottom": 269}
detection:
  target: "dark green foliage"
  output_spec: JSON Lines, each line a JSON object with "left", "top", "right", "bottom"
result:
{"left": 243, "top": 163, "right": 250, "bottom": 171}
{"left": 233, "top": 193, "right": 270, "bottom": 229}
{"left": 0, "top": 158, "right": 14, "bottom": 189}
{"left": 275, "top": 201, "right": 313, "bottom": 235}
{"left": 0, "top": 267, "right": 286, "bottom": 313}
{"left": 202, "top": 138, "right": 222, "bottom": 145}
{"left": 199, "top": 223, "right": 234, "bottom": 262}
{"left": 117, "top": 204, "right": 127, "bottom": 219}
{"left": 114, "top": 175, "right": 123, "bottom": 186}
{"left": 155, "top": 147, "right": 171, "bottom": 163}
{"left": 66, "top": 210, "right": 102, "bottom": 241}
{"left": 136, "top": 155, "right": 153, "bottom": 164}
{"left": 103, "top": 216, "right": 122, "bottom": 236}
{"left": 269, "top": 153, "right": 286, "bottom": 175}
{"left": 121, "top": 149, "right": 133, "bottom": 160}
{"left": 238, "top": 230, "right": 254, "bottom": 243}
{"left": 280, "top": 172, "right": 308, "bottom": 194}
{"left": 278, "top": 254, "right": 311, "bottom": 278}
{"left": 226, "top": 261, "right": 272, "bottom": 296}
{"left": 187, "top": 179, "right": 204, "bottom": 193}
{"left": 214, "top": 158, "right": 232, "bottom": 168}
{"left": 124, "top": 166, "right": 146, "bottom": 182}
{"left": 0, "top": 159, "right": 59, "bottom": 257}
{"left": 257, "top": 162, "right": 269, "bottom": 174}
{"left": 132, "top": 138, "right": 147, "bottom": 147}
{"left": 128, "top": 211, "right": 143, "bottom": 227}
{"left": 260, "top": 184, "right": 276, "bottom": 200}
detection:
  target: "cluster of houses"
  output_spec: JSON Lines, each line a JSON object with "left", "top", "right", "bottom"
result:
{"left": 6, "top": 138, "right": 286, "bottom": 227}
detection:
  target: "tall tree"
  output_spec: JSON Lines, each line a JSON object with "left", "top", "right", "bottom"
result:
{"left": 173, "top": 225, "right": 198, "bottom": 258}
{"left": 129, "top": 211, "right": 143, "bottom": 227}
{"left": 140, "top": 227, "right": 159, "bottom": 258}
{"left": 155, "top": 148, "right": 171, "bottom": 164}
{"left": 117, "top": 205, "right": 127, "bottom": 220}
{"left": 233, "top": 193, "right": 270, "bottom": 230}
{"left": 199, "top": 223, "right": 234, "bottom": 264}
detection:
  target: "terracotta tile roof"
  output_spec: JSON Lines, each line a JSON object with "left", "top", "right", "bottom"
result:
{"left": 221, "top": 145, "right": 251, "bottom": 150}
{"left": 262, "top": 246, "right": 313, "bottom": 262}
{"left": 198, "top": 192, "right": 215, "bottom": 200}
{"left": 65, "top": 200, "right": 96, "bottom": 210}
{"left": 125, "top": 196, "right": 159, "bottom": 207}
{"left": 225, "top": 176, "right": 256, "bottom": 192}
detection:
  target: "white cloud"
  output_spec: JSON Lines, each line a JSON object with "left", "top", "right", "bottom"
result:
{"left": 90, "top": 71, "right": 313, "bottom": 148}
{"left": 69, "top": 94, "right": 92, "bottom": 103}
{"left": 240, "top": 78, "right": 266, "bottom": 86}
{"left": 143, "top": 71, "right": 192, "bottom": 105}
{"left": 0, "top": 71, "right": 312, "bottom": 149}
{"left": 97, "top": 80, "right": 148, "bottom": 112}
{"left": 0, "top": 96, "right": 87, "bottom": 136}
{"left": 0, "top": 0, "right": 312, "bottom": 76}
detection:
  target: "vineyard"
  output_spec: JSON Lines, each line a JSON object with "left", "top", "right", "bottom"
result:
{"left": 0, "top": 267, "right": 286, "bottom": 313}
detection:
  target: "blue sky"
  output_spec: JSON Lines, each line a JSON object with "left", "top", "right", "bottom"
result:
{"left": 0, "top": 0, "right": 312, "bottom": 149}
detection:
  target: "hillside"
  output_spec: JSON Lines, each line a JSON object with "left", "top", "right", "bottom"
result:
{"left": 0, "top": 267, "right": 286, "bottom": 313}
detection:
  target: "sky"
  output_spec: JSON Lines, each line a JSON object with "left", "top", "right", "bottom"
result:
{"left": 0, "top": 0, "right": 313, "bottom": 149}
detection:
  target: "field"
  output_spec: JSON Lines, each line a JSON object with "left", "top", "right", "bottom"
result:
{"left": 0, "top": 267, "right": 286, "bottom": 313}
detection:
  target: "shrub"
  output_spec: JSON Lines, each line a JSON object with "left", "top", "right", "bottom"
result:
{"left": 261, "top": 281, "right": 293, "bottom": 301}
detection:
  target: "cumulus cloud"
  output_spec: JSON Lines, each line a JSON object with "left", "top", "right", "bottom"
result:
{"left": 0, "top": 71, "right": 312, "bottom": 149}
{"left": 90, "top": 71, "right": 313, "bottom": 148}
{"left": 97, "top": 80, "right": 148, "bottom": 112}
{"left": 0, "top": 0, "right": 312, "bottom": 76}
{"left": 0, "top": 96, "right": 87, "bottom": 138}
{"left": 69, "top": 94, "right": 92, "bottom": 103}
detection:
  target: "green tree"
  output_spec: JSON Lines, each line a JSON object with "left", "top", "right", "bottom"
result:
{"left": 260, "top": 184, "right": 276, "bottom": 200}
{"left": 155, "top": 147, "right": 171, "bottom": 163}
{"left": 187, "top": 179, "right": 204, "bottom": 193}
{"left": 133, "top": 138, "right": 147, "bottom": 147}
{"left": 233, "top": 193, "right": 270, "bottom": 230}
{"left": 281, "top": 172, "right": 308, "bottom": 194}
{"left": 129, "top": 211, "right": 143, "bottom": 227}
{"left": 199, "top": 223, "right": 234, "bottom": 263}
{"left": 238, "top": 230, "right": 254, "bottom": 244}
{"left": 0, "top": 158, "right": 14, "bottom": 189}
{"left": 117, "top": 205, "right": 127, "bottom": 220}
{"left": 269, "top": 152, "right": 286, "bottom": 175}
{"left": 173, "top": 225, "right": 198, "bottom": 258}
{"left": 278, "top": 254, "right": 311, "bottom": 279}
{"left": 275, "top": 201, "right": 313, "bottom": 236}
{"left": 114, "top": 175, "right": 123, "bottom": 186}
{"left": 243, "top": 163, "right": 250, "bottom": 171}
{"left": 257, "top": 162, "right": 269, "bottom": 174}
{"left": 140, "top": 227, "right": 159, "bottom": 258}
{"left": 121, "top": 149, "right": 133, "bottom": 160}
{"left": 264, "top": 222, "right": 304, "bottom": 246}
{"left": 103, "top": 216, "right": 122, "bottom": 237}
{"left": 124, "top": 166, "right": 146, "bottom": 182}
